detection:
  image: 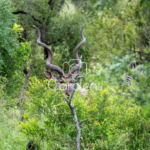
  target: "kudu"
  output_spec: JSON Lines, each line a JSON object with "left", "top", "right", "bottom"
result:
{"left": 33, "top": 25, "right": 87, "bottom": 96}
{"left": 130, "top": 61, "right": 143, "bottom": 69}
{"left": 125, "top": 61, "right": 144, "bottom": 85}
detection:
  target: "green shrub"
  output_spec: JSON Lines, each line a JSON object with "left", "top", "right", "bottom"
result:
{"left": 18, "top": 76, "right": 150, "bottom": 149}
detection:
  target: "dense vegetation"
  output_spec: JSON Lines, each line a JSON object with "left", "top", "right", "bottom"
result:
{"left": 0, "top": 0, "right": 150, "bottom": 149}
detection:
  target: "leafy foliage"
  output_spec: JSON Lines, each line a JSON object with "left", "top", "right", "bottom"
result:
{"left": 1, "top": 0, "right": 150, "bottom": 149}
{"left": 87, "top": 0, "right": 150, "bottom": 63}
{"left": 17, "top": 76, "right": 150, "bottom": 149}
{"left": 0, "top": 0, "right": 18, "bottom": 68}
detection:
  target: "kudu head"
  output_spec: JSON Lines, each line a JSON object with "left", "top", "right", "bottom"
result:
{"left": 33, "top": 25, "right": 87, "bottom": 96}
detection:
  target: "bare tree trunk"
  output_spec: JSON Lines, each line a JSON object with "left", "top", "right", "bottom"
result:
{"left": 65, "top": 76, "right": 86, "bottom": 150}
{"left": 20, "top": 64, "right": 33, "bottom": 121}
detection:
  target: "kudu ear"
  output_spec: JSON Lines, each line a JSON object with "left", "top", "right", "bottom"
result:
{"left": 44, "top": 70, "right": 52, "bottom": 79}
{"left": 44, "top": 70, "right": 61, "bottom": 81}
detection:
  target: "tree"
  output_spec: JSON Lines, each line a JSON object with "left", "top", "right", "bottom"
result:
{"left": 0, "top": 0, "right": 18, "bottom": 75}
{"left": 86, "top": 0, "right": 150, "bottom": 63}
{"left": 11, "top": 0, "right": 91, "bottom": 78}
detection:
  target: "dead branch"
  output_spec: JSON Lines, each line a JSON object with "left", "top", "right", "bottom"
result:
{"left": 20, "top": 64, "right": 33, "bottom": 121}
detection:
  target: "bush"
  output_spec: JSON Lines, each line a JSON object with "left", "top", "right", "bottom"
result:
{"left": 18, "top": 76, "right": 150, "bottom": 149}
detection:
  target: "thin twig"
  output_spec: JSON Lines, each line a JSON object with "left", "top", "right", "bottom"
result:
{"left": 79, "top": 119, "right": 87, "bottom": 125}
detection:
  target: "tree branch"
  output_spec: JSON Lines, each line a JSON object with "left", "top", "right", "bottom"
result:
{"left": 12, "top": 10, "right": 27, "bottom": 14}
{"left": 20, "top": 64, "right": 33, "bottom": 121}
{"left": 66, "top": 98, "right": 81, "bottom": 150}
{"left": 12, "top": 10, "right": 43, "bottom": 25}
{"left": 79, "top": 119, "right": 87, "bottom": 125}
{"left": 65, "top": 75, "right": 86, "bottom": 150}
